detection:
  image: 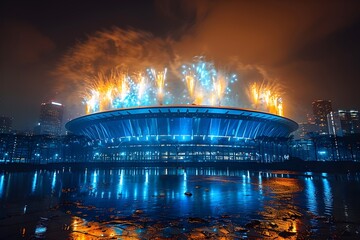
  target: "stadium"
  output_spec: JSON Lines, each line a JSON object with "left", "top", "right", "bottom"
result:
{"left": 66, "top": 105, "right": 298, "bottom": 163}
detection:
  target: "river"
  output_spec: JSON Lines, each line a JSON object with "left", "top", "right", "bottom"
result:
{"left": 0, "top": 167, "right": 359, "bottom": 239}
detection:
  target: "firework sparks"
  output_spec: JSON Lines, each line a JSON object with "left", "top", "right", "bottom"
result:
{"left": 55, "top": 28, "right": 286, "bottom": 117}
{"left": 150, "top": 68, "right": 167, "bottom": 105}
{"left": 85, "top": 89, "right": 99, "bottom": 114}
{"left": 213, "top": 74, "right": 227, "bottom": 106}
{"left": 249, "top": 82, "right": 284, "bottom": 116}
{"left": 180, "top": 57, "right": 237, "bottom": 106}
{"left": 84, "top": 69, "right": 134, "bottom": 113}
{"left": 81, "top": 58, "right": 286, "bottom": 117}
{"left": 83, "top": 67, "right": 170, "bottom": 112}
{"left": 135, "top": 73, "right": 146, "bottom": 102}
{"left": 82, "top": 60, "right": 284, "bottom": 117}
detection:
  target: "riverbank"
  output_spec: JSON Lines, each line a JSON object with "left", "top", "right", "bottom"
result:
{"left": 1, "top": 160, "right": 359, "bottom": 173}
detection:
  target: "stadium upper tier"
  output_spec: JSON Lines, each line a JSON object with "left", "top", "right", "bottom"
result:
{"left": 65, "top": 105, "right": 298, "bottom": 143}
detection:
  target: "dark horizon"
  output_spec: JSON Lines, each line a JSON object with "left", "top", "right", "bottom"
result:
{"left": 1, "top": 0, "right": 360, "bottom": 131}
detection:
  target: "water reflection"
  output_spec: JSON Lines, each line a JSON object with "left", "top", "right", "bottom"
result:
{"left": 259, "top": 176, "right": 303, "bottom": 238}
{"left": 92, "top": 169, "right": 97, "bottom": 185}
{"left": 31, "top": 171, "right": 37, "bottom": 193}
{"left": 322, "top": 176, "right": 333, "bottom": 215}
{"left": 0, "top": 168, "right": 360, "bottom": 239}
{"left": 305, "top": 175, "right": 318, "bottom": 215}
{"left": 0, "top": 174, "right": 4, "bottom": 198}
{"left": 51, "top": 171, "right": 56, "bottom": 191}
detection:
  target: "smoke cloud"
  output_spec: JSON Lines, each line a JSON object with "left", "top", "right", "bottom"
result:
{"left": 54, "top": 0, "right": 360, "bottom": 120}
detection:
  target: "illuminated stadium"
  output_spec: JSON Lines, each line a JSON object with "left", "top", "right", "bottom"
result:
{"left": 64, "top": 57, "right": 299, "bottom": 162}
{"left": 66, "top": 105, "right": 298, "bottom": 162}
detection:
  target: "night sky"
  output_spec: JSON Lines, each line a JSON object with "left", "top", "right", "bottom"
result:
{"left": 1, "top": 0, "right": 360, "bottom": 130}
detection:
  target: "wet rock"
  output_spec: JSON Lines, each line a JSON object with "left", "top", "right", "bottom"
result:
{"left": 195, "top": 226, "right": 214, "bottom": 236}
{"left": 288, "top": 223, "right": 294, "bottom": 232}
{"left": 87, "top": 205, "right": 96, "bottom": 210}
{"left": 163, "top": 226, "right": 182, "bottom": 236}
{"left": 234, "top": 226, "right": 248, "bottom": 232}
{"left": 168, "top": 220, "right": 181, "bottom": 227}
{"left": 184, "top": 192, "right": 193, "bottom": 196}
{"left": 188, "top": 217, "right": 207, "bottom": 224}
{"left": 262, "top": 230, "right": 271, "bottom": 237}
{"left": 134, "top": 209, "right": 144, "bottom": 214}
{"left": 245, "top": 220, "right": 261, "bottom": 229}
{"left": 288, "top": 211, "right": 302, "bottom": 219}
{"left": 189, "top": 231, "right": 206, "bottom": 239}
{"left": 269, "top": 222, "right": 278, "bottom": 228}
{"left": 278, "top": 230, "right": 296, "bottom": 238}
{"left": 219, "top": 227, "right": 230, "bottom": 235}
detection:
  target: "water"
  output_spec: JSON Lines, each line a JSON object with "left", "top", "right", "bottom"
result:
{"left": 0, "top": 167, "right": 359, "bottom": 239}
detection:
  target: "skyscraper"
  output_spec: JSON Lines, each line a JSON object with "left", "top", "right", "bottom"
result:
{"left": 327, "top": 111, "right": 343, "bottom": 136}
{"left": 312, "top": 100, "right": 333, "bottom": 134}
{"left": 36, "top": 102, "right": 64, "bottom": 136}
{"left": 293, "top": 122, "right": 319, "bottom": 139}
{"left": 0, "top": 116, "right": 13, "bottom": 134}
{"left": 328, "top": 110, "right": 360, "bottom": 136}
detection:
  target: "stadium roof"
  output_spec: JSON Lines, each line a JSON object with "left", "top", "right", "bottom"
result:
{"left": 66, "top": 105, "right": 298, "bottom": 141}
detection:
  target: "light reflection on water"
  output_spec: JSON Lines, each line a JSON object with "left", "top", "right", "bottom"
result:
{"left": 0, "top": 168, "right": 359, "bottom": 239}
{"left": 305, "top": 175, "right": 318, "bottom": 215}
{"left": 322, "top": 176, "right": 333, "bottom": 215}
{"left": 31, "top": 171, "right": 37, "bottom": 193}
{"left": 0, "top": 174, "right": 4, "bottom": 198}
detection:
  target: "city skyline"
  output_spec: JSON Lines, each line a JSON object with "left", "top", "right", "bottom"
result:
{"left": 1, "top": 0, "right": 360, "bottom": 130}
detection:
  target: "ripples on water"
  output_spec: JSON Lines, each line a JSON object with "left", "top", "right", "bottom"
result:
{"left": 0, "top": 167, "right": 360, "bottom": 239}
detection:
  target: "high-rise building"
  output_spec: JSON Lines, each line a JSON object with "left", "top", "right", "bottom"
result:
{"left": 36, "top": 101, "right": 64, "bottom": 136}
{"left": 293, "top": 122, "right": 319, "bottom": 139}
{"left": 312, "top": 100, "right": 333, "bottom": 134}
{"left": 327, "top": 111, "right": 343, "bottom": 136}
{"left": 350, "top": 110, "right": 360, "bottom": 133}
{"left": 0, "top": 116, "right": 13, "bottom": 134}
{"left": 328, "top": 110, "right": 360, "bottom": 136}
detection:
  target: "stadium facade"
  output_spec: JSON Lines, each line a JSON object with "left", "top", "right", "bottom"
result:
{"left": 66, "top": 105, "right": 298, "bottom": 162}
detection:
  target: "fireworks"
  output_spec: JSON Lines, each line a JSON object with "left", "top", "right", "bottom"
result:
{"left": 180, "top": 57, "right": 237, "bottom": 106}
{"left": 83, "top": 68, "right": 168, "bottom": 113}
{"left": 55, "top": 28, "right": 286, "bottom": 117}
{"left": 82, "top": 58, "right": 284, "bottom": 117}
{"left": 150, "top": 68, "right": 167, "bottom": 105}
{"left": 249, "top": 82, "right": 283, "bottom": 116}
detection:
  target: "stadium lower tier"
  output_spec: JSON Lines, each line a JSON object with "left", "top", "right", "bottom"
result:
{"left": 91, "top": 139, "right": 290, "bottom": 163}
